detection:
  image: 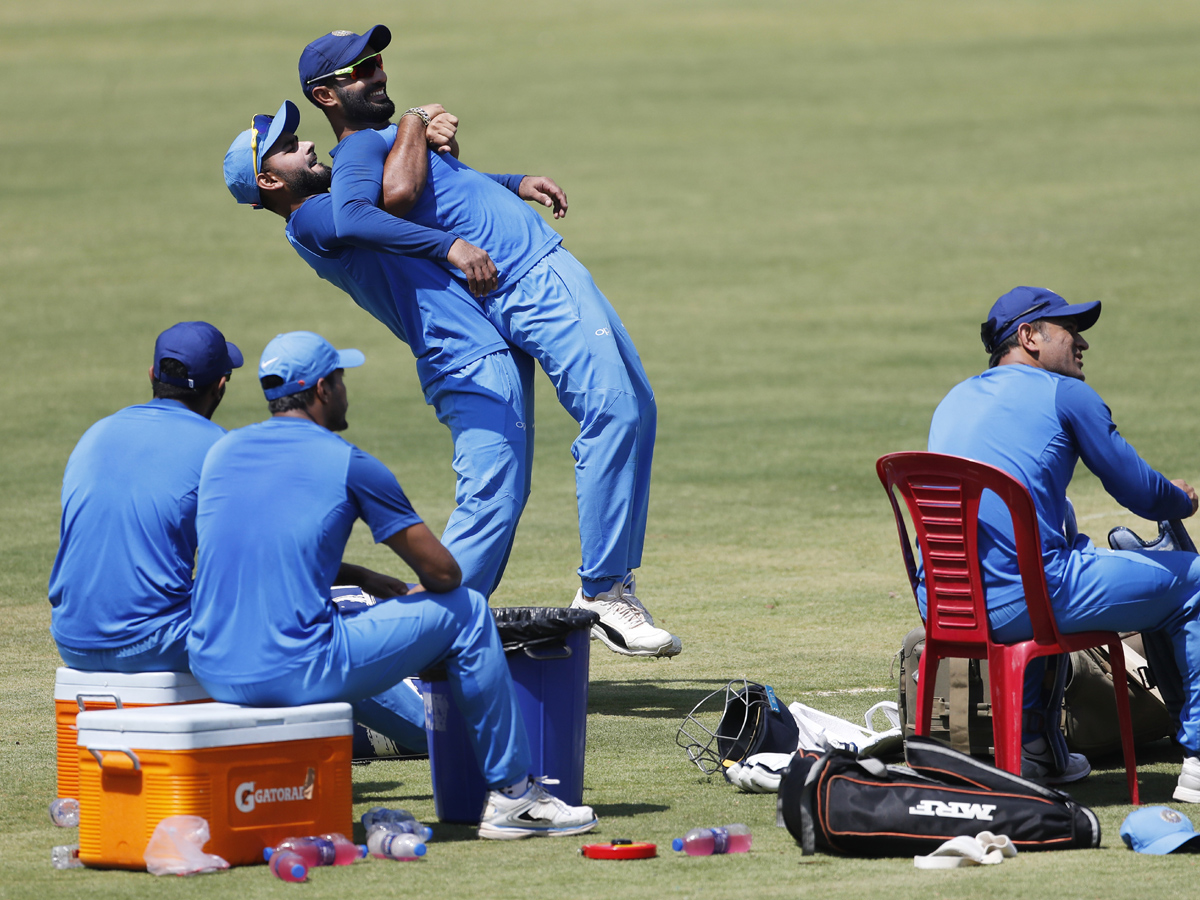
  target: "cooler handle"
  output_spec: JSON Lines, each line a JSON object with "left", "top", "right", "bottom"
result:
{"left": 76, "top": 693, "right": 123, "bottom": 712}
{"left": 523, "top": 644, "right": 572, "bottom": 661}
{"left": 88, "top": 747, "right": 141, "bottom": 771}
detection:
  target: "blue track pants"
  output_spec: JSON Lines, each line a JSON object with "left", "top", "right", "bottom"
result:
{"left": 199, "top": 586, "right": 531, "bottom": 788}
{"left": 484, "top": 246, "right": 656, "bottom": 593}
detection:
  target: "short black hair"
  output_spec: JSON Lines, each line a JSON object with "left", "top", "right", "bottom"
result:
{"left": 152, "top": 358, "right": 205, "bottom": 400}
{"left": 261, "top": 375, "right": 318, "bottom": 413}
{"left": 987, "top": 319, "right": 1056, "bottom": 368}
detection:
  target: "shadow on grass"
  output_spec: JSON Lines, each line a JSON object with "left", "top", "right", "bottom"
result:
{"left": 354, "top": 780, "right": 433, "bottom": 805}
{"left": 590, "top": 802, "right": 670, "bottom": 818}
{"left": 588, "top": 678, "right": 735, "bottom": 718}
{"left": 1066, "top": 739, "right": 1184, "bottom": 808}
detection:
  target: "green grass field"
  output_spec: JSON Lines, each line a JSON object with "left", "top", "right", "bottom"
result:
{"left": 5, "top": 1, "right": 1200, "bottom": 897}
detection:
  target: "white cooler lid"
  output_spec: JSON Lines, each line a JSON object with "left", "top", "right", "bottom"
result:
{"left": 77, "top": 701, "right": 353, "bottom": 750}
{"left": 55, "top": 667, "right": 209, "bottom": 704}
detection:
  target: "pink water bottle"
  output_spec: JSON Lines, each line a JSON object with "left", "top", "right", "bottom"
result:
{"left": 671, "top": 824, "right": 753, "bottom": 856}
{"left": 264, "top": 833, "right": 366, "bottom": 867}
{"left": 268, "top": 850, "right": 308, "bottom": 883}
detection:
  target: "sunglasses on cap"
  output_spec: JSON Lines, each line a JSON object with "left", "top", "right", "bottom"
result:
{"left": 249, "top": 113, "right": 275, "bottom": 180}
{"left": 305, "top": 52, "right": 383, "bottom": 86}
{"left": 981, "top": 299, "right": 1051, "bottom": 353}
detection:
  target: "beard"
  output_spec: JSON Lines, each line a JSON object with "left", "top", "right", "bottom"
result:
{"left": 281, "top": 163, "right": 332, "bottom": 199}
{"left": 335, "top": 83, "right": 395, "bottom": 126}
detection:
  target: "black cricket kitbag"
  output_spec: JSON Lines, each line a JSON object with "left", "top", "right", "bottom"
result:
{"left": 777, "top": 735, "right": 1099, "bottom": 857}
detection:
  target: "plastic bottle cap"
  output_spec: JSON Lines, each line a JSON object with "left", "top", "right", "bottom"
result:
{"left": 263, "top": 847, "right": 274, "bottom": 861}
{"left": 358, "top": 845, "right": 368, "bottom": 858}
{"left": 415, "top": 844, "right": 427, "bottom": 857}
{"left": 291, "top": 864, "right": 305, "bottom": 880}
{"left": 671, "top": 838, "right": 684, "bottom": 852}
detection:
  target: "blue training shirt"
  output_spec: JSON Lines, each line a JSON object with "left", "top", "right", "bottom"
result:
{"left": 187, "top": 417, "right": 422, "bottom": 683}
{"left": 286, "top": 193, "right": 507, "bottom": 391}
{"left": 329, "top": 126, "right": 562, "bottom": 296}
{"left": 927, "top": 364, "right": 1191, "bottom": 618}
{"left": 48, "top": 399, "right": 226, "bottom": 649}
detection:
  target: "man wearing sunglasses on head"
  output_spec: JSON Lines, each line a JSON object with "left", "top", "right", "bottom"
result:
{"left": 225, "top": 101, "right": 532, "bottom": 603}
{"left": 923, "top": 286, "right": 1200, "bottom": 801}
{"left": 297, "top": 26, "right": 679, "bottom": 660}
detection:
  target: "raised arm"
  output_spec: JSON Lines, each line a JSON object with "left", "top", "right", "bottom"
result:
{"left": 329, "top": 129, "right": 457, "bottom": 259}
{"left": 381, "top": 104, "right": 449, "bottom": 217}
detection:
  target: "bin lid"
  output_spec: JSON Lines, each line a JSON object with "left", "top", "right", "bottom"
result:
{"left": 54, "top": 667, "right": 209, "bottom": 703}
{"left": 494, "top": 607, "right": 599, "bottom": 652}
{"left": 77, "top": 702, "right": 353, "bottom": 750}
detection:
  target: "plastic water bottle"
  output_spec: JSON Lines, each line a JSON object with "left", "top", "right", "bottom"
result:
{"left": 362, "top": 807, "right": 434, "bottom": 842}
{"left": 367, "top": 826, "right": 427, "bottom": 861}
{"left": 671, "top": 824, "right": 753, "bottom": 856}
{"left": 51, "top": 844, "right": 83, "bottom": 869}
{"left": 49, "top": 798, "right": 80, "bottom": 828}
{"left": 268, "top": 849, "right": 308, "bottom": 883}
{"left": 264, "top": 833, "right": 366, "bottom": 867}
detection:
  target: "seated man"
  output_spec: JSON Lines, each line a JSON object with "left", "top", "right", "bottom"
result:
{"left": 187, "top": 331, "right": 598, "bottom": 838}
{"left": 48, "top": 322, "right": 242, "bottom": 673}
{"left": 925, "top": 286, "right": 1200, "bottom": 801}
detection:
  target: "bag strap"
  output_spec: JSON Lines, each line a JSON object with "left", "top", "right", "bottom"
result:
{"left": 947, "top": 658, "right": 972, "bottom": 754}
{"left": 905, "top": 735, "right": 1064, "bottom": 799}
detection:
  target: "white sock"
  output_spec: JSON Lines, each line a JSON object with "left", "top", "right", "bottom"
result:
{"left": 498, "top": 777, "right": 530, "bottom": 798}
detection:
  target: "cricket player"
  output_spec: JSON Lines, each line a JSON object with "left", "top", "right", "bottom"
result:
{"left": 225, "top": 101, "right": 533, "bottom": 601}
{"left": 48, "top": 322, "right": 242, "bottom": 672}
{"left": 925, "top": 285, "right": 1200, "bottom": 802}
{"left": 188, "top": 331, "right": 599, "bottom": 838}
{"left": 298, "top": 25, "right": 679, "bottom": 658}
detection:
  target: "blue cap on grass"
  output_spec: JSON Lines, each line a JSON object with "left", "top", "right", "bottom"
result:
{"left": 1120, "top": 806, "right": 1200, "bottom": 855}
{"left": 258, "top": 331, "right": 364, "bottom": 400}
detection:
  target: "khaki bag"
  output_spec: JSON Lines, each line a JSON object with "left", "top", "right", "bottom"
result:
{"left": 896, "top": 626, "right": 1173, "bottom": 756}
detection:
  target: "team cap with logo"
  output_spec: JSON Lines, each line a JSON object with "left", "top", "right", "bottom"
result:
{"left": 258, "top": 331, "right": 364, "bottom": 400}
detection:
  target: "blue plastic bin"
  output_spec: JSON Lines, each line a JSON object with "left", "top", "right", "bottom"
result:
{"left": 418, "top": 608, "right": 596, "bottom": 824}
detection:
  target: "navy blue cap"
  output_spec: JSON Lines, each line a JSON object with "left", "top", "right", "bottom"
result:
{"left": 981, "top": 286, "right": 1101, "bottom": 354}
{"left": 259, "top": 331, "right": 365, "bottom": 400}
{"left": 153, "top": 322, "right": 244, "bottom": 389}
{"left": 223, "top": 100, "right": 301, "bottom": 208}
{"left": 298, "top": 26, "right": 391, "bottom": 102}
{"left": 1120, "top": 806, "right": 1200, "bottom": 855}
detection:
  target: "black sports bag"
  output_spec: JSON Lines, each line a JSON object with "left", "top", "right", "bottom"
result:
{"left": 778, "top": 735, "right": 1100, "bottom": 856}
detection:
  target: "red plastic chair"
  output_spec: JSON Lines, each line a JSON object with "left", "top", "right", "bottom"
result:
{"left": 876, "top": 451, "right": 1139, "bottom": 804}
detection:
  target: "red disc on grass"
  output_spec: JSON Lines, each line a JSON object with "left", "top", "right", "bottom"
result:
{"left": 581, "top": 841, "right": 657, "bottom": 859}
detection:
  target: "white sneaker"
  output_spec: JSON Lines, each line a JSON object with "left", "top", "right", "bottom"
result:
{"left": 570, "top": 578, "right": 682, "bottom": 658}
{"left": 1173, "top": 756, "right": 1200, "bottom": 803}
{"left": 1020, "top": 739, "right": 1090, "bottom": 785}
{"left": 477, "top": 779, "right": 598, "bottom": 840}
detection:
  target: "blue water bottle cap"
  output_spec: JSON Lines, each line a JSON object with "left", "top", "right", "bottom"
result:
{"left": 291, "top": 863, "right": 306, "bottom": 880}
{"left": 415, "top": 843, "right": 427, "bottom": 857}
{"left": 263, "top": 847, "right": 274, "bottom": 861}
{"left": 671, "top": 838, "right": 684, "bottom": 852}
{"left": 358, "top": 844, "right": 368, "bottom": 858}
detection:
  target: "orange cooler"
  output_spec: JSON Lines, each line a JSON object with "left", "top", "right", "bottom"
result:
{"left": 75, "top": 701, "right": 353, "bottom": 869}
{"left": 55, "top": 667, "right": 212, "bottom": 800}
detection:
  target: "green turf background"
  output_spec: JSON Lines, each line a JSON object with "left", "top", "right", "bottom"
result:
{"left": 5, "top": 1, "right": 1200, "bottom": 897}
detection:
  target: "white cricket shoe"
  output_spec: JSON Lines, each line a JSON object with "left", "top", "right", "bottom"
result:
{"left": 570, "top": 578, "right": 682, "bottom": 658}
{"left": 1173, "top": 756, "right": 1200, "bottom": 803}
{"left": 477, "top": 779, "right": 598, "bottom": 840}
